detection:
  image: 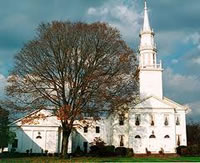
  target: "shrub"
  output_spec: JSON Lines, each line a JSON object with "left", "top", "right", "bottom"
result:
{"left": 0, "top": 152, "right": 27, "bottom": 158}
{"left": 176, "top": 146, "right": 187, "bottom": 155}
{"left": 100, "top": 146, "right": 115, "bottom": 156}
{"left": 186, "top": 145, "right": 200, "bottom": 156}
{"left": 126, "top": 148, "right": 134, "bottom": 156}
{"left": 90, "top": 145, "right": 115, "bottom": 156}
{"left": 115, "top": 147, "right": 134, "bottom": 156}
{"left": 104, "top": 145, "right": 115, "bottom": 154}
{"left": 115, "top": 147, "right": 127, "bottom": 156}
{"left": 10, "top": 148, "right": 16, "bottom": 153}
{"left": 74, "top": 146, "right": 84, "bottom": 156}
{"left": 45, "top": 150, "right": 48, "bottom": 155}
{"left": 90, "top": 137, "right": 106, "bottom": 147}
{"left": 90, "top": 145, "right": 100, "bottom": 155}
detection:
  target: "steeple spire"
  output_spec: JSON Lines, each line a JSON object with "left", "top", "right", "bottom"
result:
{"left": 143, "top": 0, "right": 151, "bottom": 32}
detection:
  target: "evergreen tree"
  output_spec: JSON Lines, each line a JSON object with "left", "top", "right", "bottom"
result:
{"left": 0, "top": 106, "right": 9, "bottom": 151}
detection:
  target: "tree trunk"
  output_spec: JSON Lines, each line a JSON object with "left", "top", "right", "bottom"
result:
{"left": 61, "top": 128, "right": 71, "bottom": 158}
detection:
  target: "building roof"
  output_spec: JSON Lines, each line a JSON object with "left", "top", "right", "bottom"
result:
{"left": 134, "top": 95, "right": 189, "bottom": 112}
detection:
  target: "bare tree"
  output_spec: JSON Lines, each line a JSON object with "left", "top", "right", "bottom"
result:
{"left": 5, "top": 21, "right": 138, "bottom": 157}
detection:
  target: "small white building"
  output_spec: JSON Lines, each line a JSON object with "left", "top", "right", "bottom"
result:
{"left": 9, "top": 1, "right": 188, "bottom": 154}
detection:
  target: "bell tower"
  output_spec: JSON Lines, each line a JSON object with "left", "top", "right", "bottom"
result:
{"left": 139, "top": 1, "right": 163, "bottom": 99}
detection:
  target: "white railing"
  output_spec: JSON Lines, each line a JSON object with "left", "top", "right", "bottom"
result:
{"left": 140, "top": 60, "right": 162, "bottom": 69}
{"left": 140, "top": 29, "right": 154, "bottom": 35}
{"left": 139, "top": 44, "right": 157, "bottom": 51}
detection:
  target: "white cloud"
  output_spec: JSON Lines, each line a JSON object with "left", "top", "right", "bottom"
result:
{"left": 156, "top": 31, "right": 186, "bottom": 57}
{"left": 187, "top": 101, "right": 200, "bottom": 122}
{"left": 185, "top": 32, "right": 200, "bottom": 46}
{"left": 191, "top": 56, "right": 200, "bottom": 65}
{"left": 87, "top": 8, "right": 97, "bottom": 15}
{"left": 86, "top": 0, "right": 142, "bottom": 43}
{"left": 184, "top": 32, "right": 200, "bottom": 65}
{"left": 164, "top": 68, "right": 200, "bottom": 93}
{"left": 171, "top": 59, "right": 178, "bottom": 64}
{"left": 163, "top": 68, "right": 200, "bottom": 122}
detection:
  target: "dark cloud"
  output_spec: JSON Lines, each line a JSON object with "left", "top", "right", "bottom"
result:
{"left": 149, "top": 0, "right": 200, "bottom": 32}
{"left": 0, "top": 0, "right": 199, "bottom": 121}
{"left": 0, "top": 0, "right": 107, "bottom": 75}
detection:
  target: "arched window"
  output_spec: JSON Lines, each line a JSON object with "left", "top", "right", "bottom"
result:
{"left": 164, "top": 135, "right": 170, "bottom": 138}
{"left": 149, "top": 131, "right": 156, "bottom": 138}
{"left": 36, "top": 132, "right": 42, "bottom": 139}
{"left": 135, "top": 135, "right": 141, "bottom": 139}
{"left": 149, "top": 135, "right": 156, "bottom": 138}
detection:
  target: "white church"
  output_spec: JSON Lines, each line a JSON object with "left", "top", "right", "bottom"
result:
{"left": 9, "top": 1, "right": 189, "bottom": 154}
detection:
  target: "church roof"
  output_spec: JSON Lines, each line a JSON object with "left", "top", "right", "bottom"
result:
{"left": 135, "top": 95, "right": 189, "bottom": 112}
{"left": 163, "top": 97, "right": 189, "bottom": 112}
{"left": 9, "top": 109, "right": 61, "bottom": 127}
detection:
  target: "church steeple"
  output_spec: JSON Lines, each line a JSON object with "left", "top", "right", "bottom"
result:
{"left": 139, "top": 1, "right": 163, "bottom": 99}
{"left": 139, "top": 0, "right": 159, "bottom": 68}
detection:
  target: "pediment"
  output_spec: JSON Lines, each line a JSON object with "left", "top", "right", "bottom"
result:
{"left": 135, "top": 96, "right": 174, "bottom": 109}
{"left": 163, "top": 97, "right": 189, "bottom": 111}
{"left": 10, "top": 109, "right": 61, "bottom": 127}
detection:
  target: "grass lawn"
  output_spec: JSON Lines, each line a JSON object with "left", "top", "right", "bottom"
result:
{"left": 1, "top": 156, "right": 200, "bottom": 162}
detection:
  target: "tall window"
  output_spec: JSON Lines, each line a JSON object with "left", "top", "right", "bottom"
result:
{"left": 177, "top": 135, "right": 181, "bottom": 146}
{"left": 119, "top": 114, "right": 124, "bottom": 126}
{"left": 135, "top": 114, "right": 141, "bottom": 126}
{"left": 150, "top": 114, "right": 154, "bottom": 126}
{"left": 96, "top": 126, "right": 100, "bottom": 133}
{"left": 164, "top": 115, "right": 169, "bottom": 126}
{"left": 119, "top": 135, "right": 124, "bottom": 147}
{"left": 176, "top": 116, "right": 180, "bottom": 125}
{"left": 84, "top": 126, "right": 88, "bottom": 133}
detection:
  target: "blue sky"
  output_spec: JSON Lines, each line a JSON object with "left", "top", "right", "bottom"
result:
{"left": 0, "top": 0, "right": 200, "bottom": 121}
